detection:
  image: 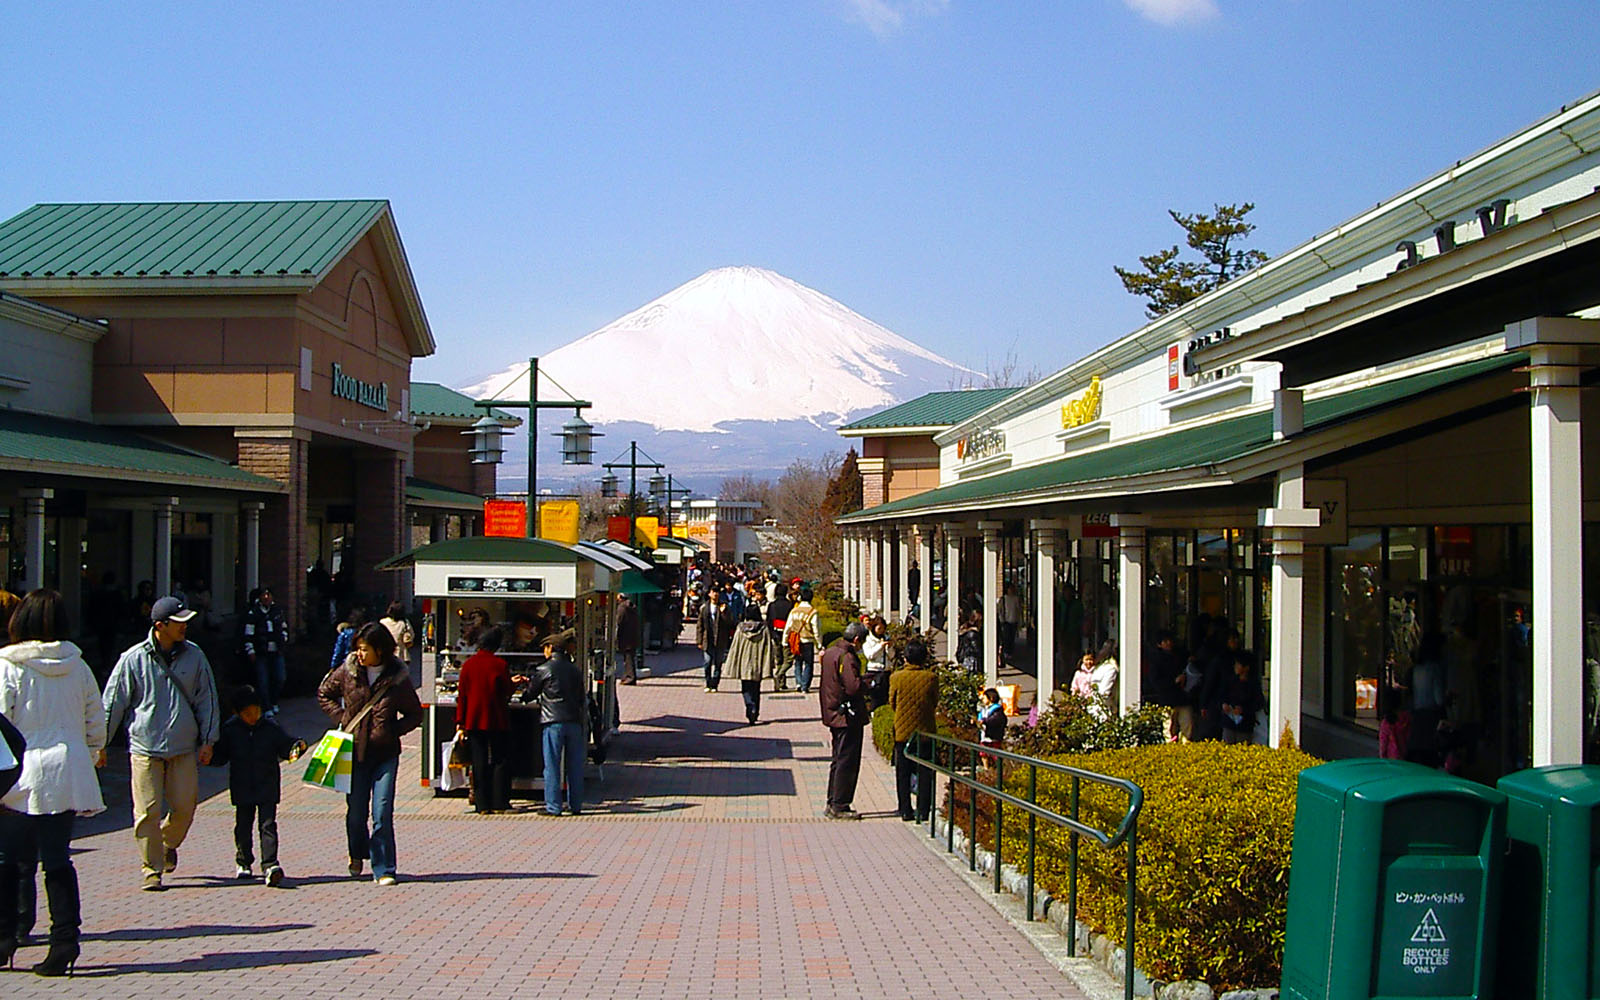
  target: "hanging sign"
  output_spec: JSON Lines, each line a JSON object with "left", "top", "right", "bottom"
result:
{"left": 635, "top": 516, "right": 660, "bottom": 548}
{"left": 538, "top": 500, "right": 580, "bottom": 545}
{"left": 483, "top": 500, "right": 527, "bottom": 537}
{"left": 607, "top": 516, "right": 631, "bottom": 543}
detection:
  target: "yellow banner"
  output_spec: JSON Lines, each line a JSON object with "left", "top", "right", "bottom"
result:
{"left": 671, "top": 524, "right": 688, "bottom": 538}
{"left": 634, "top": 516, "right": 659, "bottom": 549}
{"left": 538, "top": 500, "right": 580, "bottom": 545}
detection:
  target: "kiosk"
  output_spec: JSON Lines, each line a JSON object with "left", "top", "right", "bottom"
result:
{"left": 378, "top": 536, "right": 625, "bottom": 794}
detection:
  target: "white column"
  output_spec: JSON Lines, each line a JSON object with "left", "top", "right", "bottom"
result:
{"left": 18, "top": 488, "right": 52, "bottom": 593}
{"left": 1032, "top": 519, "right": 1066, "bottom": 706}
{"left": 980, "top": 520, "right": 1003, "bottom": 686}
{"left": 945, "top": 524, "right": 964, "bottom": 655}
{"left": 1262, "top": 467, "right": 1319, "bottom": 749}
{"left": 852, "top": 533, "right": 864, "bottom": 605}
{"left": 243, "top": 501, "right": 264, "bottom": 592}
{"left": 917, "top": 524, "right": 934, "bottom": 634}
{"left": 865, "top": 530, "right": 880, "bottom": 612}
{"left": 895, "top": 529, "right": 910, "bottom": 621}
{"left": 1118, "top": 520, "right": 1146, "bottom": 715}
{"left": 842, "top": 531, "right": 854, "bottom": 602}
{"left": 1530, "top": 345, "right": 1586, "bottom": 765}
{"left": 880, "top": 527, "right": 894, "bottom": 616}
{"left": 153, "top": 498, "right": 177, "bottom": 599}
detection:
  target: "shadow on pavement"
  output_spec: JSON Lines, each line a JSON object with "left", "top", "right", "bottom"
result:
{"left": 82, "top": 922, "right": 312, "bottom": 942}
{"left": 72, "top": 948, "right": 378, "bottom": 977}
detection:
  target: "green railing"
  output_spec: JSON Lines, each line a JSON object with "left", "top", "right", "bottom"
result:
{"left": 906, "top": 733, "right": 1144, "bottom": 1000}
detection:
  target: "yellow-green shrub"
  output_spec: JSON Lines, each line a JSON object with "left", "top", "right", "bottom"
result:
{"left": 871, "top": 704, "right": 896, "bottom": 761}
{"left": 996, "top": 742, "right": 1319, "bottom": 990}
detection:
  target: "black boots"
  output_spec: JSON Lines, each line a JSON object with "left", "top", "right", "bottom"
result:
{"left": 30, "top": 868, "right": 79, "bottom": 977}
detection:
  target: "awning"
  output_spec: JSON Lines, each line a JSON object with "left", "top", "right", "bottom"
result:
{"left": 582, "top": 540, "right": 655, "bottom": 572}
{"left": 405, "top": 477, "right": 485, "bottom": 512}
{"left": 0, "top": 410, "right": 282, "bottom": 492}
{"left": 616, "top": 570, "right": 664, "bottom": 595}
{"left": 839, "top": 352, "right": 1524, "bottom": 524}
{"left": 377, "top": 535, "right": 583, "bottom": 570}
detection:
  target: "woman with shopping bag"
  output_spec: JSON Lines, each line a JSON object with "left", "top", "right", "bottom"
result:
{"left": 317, "top": 622, "right": 422, "bottom": 886}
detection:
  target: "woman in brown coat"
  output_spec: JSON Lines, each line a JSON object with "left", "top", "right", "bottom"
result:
{"left": 316, "top": 622, "right": 421, "bottom": 885}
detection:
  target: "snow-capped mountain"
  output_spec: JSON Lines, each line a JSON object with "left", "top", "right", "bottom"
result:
{"left": 457, "top": 266, "right": 976, "bottom": 488}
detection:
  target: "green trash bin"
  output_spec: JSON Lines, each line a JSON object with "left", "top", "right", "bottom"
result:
{"left": 1282, "top": 758, "right": 1506, "bottom": 1000}
{"left": 1496, "top": 764, "right": 1600, "bottom": 999}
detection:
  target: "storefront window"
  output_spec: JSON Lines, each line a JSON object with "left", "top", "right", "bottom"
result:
{"left": 1329, "top": 530, "right": 1384, "bottom": 729}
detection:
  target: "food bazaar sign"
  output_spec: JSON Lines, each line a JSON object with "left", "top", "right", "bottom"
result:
{"left": 956, "top": 427, "right": 1006, "bottom": 462}
{"left": 1060, "top": 376, "right": 1102, "bottom": 429}
{"left": 331, "top": 363, "right": 389, "bottom": 411}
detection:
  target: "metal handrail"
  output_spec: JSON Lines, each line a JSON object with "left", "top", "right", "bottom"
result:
{"left": 906, "top": 732, "right": 1144, "bottom": 1000}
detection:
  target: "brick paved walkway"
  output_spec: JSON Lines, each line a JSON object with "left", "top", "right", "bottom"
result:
{"left": 6, "top": 642, "right": 1087, "bottom": 999}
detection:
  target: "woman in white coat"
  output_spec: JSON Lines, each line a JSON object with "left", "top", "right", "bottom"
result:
{"left": 0, "top": 589, "right": 105, "bottom": 977}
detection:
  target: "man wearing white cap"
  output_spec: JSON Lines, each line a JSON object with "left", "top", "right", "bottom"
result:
{"left": 101, "top": 596, "right": 220, "bottom": 891}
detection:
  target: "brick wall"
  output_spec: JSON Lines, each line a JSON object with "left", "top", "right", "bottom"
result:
{"left": 237, "top": 436, "right": 308, "bottom": 637}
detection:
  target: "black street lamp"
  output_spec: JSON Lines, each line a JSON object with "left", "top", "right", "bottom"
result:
{"left": 602, "top": 441, "right": 665, "bottom": 548}
{"left": 473, "top": 357, "right": 598, "bottom": 539}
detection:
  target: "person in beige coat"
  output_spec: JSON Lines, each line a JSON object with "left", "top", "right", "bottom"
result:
{"left": 723, "top": 606, "right": 778, "bottom": 725}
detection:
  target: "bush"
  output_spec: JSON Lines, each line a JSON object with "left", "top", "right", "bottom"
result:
{"left": 992, "top": 742, "right": 1320, "bottom": 990}
{"left": 934, "top": 660, "right": 983, "bottom": 741}
{"left": 1005, "top": 691, "right": 1168, "bottom": 757}
{"left": 871, "top": 704, "right": 896, "bottom": 761}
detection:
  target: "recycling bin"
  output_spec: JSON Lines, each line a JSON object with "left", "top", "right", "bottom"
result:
{"left": 1496, "top": 764, "right": 1600, "bottom": 999}
{"left": 1282, "top": 758, "right": 1506, "bottom": 1000}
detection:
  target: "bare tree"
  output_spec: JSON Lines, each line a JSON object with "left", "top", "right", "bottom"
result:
{"left": 760, "top": 453, "right": 844, "bottom": 583}
{"left": 718, "top": 472, "right": 773, "bottom": 513}
{"left": 949, "top": 341, "right": 1044, "bottom": 390}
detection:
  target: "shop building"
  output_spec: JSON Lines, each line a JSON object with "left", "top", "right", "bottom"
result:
{"left": 407, "top": 381, "right": 518, "bottom": 545}
{"left": 0, "top": 200, "right": 454, "bottom": 634}
{"left": 838, "top": 93, "right": 1600, "bottom": 775}
{"left": 672, "top": 498, "right": 762, "bottom": 563}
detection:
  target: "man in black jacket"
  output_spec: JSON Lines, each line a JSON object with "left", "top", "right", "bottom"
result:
{"left": 525, "top": 630, "right": 586, "bottom": 816}
{"left": 765, "top": 589, "right": 794, "bottom": 692}
{"left": 819, "top": 622, "right": 869, "bottom": 820}
{"left": 697, "top": 588, "right": 735, "bottom": 693}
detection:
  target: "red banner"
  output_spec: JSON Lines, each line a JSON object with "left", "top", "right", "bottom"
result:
{"left": 607, "top": 515, "right": 631, "bottom": 543}
{"left": 483, "top": 499, "right": 527, "bottom": 537}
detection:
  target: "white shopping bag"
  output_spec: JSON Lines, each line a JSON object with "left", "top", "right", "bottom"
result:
{"left": 438, "top": 736, "right": 469, "bottom": 792}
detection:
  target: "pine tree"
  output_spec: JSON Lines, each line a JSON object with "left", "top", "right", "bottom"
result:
{"left": 1114, "top": 202, "right": 1269, "bottom": 318}
{"left": 823, "top": 448, "right": 864, "bottom": 516}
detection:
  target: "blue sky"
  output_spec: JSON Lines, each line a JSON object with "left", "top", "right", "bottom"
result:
{"left": 3, "top": 2, "right": 1597, "bottom": 389}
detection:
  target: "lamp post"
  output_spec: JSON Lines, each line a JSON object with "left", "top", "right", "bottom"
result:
{"left": 473, "top": 357, "right": 596, "bottom": 539}
{"left": 601, "top": 441, "right": 665, "bottom": 548}
{"left": 656, "top": 473, "right": 691, "bottom": 538}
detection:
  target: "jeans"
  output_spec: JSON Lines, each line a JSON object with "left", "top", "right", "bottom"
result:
{"left": 740, "top": 680, "right": 762, "bottom": 722}
{"left": 0, "top": 809, "right": 77, "bottom": 946}
{"left": 542, "top": 721, "right": 585, "bottom": 815}
{"left": 826, "top": 725, "right": 865, "bottom": 812}
{"left": 703, "top": 646, "right": 726, "bottom": 689}
{"left": 794, "top": 644, "right": 815, "bottom": 693}
{"left": 347, "top": 755, "right": 399, "bottom": 879}
{"left": 253, "top": 652, "right": 287, "bottom": 710}
{"left": 234, "top": 803, "right": 279, "bottom": 869}
{"left": 894, "top": 736, "right": 933, "bottom": 820}
{"left": 130, "top": 752, "right": 198, "bottom": 879}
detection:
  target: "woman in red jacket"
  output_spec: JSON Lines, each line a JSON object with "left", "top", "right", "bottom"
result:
{"left": 454, "top": 628, "right": 512, "bottom": 814}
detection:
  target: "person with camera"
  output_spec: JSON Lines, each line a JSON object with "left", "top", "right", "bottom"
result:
{"left": 819, "top": 621, "right": 870, "bottom": 820}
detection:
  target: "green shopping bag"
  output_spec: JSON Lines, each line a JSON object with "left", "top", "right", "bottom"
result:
{"left": 301, "top": 729, "right": 354, "bottom": 793}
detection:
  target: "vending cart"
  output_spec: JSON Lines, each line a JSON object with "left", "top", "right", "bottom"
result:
{"left": 377, "top": 536, "right": 624, "bottom": 795}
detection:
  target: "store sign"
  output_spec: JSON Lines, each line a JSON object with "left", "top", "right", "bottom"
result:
{"left": 635, "top": 515, "right": 659, "bottom": 548}
{"left": 1060, "top": 376, "right": 1103, "bottom": 429}
{"left": 1182, "top": 328, "right": 1234, "bottom": 376}
{"left": 330, "top": 363, "right": 389, "bottom": 411}
{"left": 1304, "top": 479, "right": 1348, "bottom": 546}
{"left": 1167, "top": 344, "right": 1181, "bottom": 391}
{"left": 1081, "top": 512, "right": 1117, "bottom": 538}
{"left": 447, "top": 576, "right": 544, "bottom": 595}
{"left": 1394, "top": 198, "right": 1509, "bottom": 273}
{"left": 956, "top": 427, "right": 1007, "bottom": 462}
{"left": 483, "top": 499, "right": 527, "bottom": 537}
{"left": 538, "top": 500, "right": 580, "bottom": 545}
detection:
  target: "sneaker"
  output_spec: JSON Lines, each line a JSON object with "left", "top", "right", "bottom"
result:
{"left": 348, "top": 858, "right": 365, "bottom": 878}
{"left": 163, "top": 847, "right": 178, "bottom": 873}
{"left": 235, "top": 865, "right": 253, "bottom": 880}
{"left": 264, "top": 866, "right": 284, "bottom": 888}
{"left": 375, "top": 875, "right": 398, "bottom": 886}
{"left": 141, "top": 874, "right": 164, "bottom": 892}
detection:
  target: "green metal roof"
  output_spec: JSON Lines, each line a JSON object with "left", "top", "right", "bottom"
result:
{"left": 377, "top": 535, "right": 584, "bottom": 570}
{"left": 409, "top": 382, "right": 517, "bottom": 423}
{"left": 840, "top": 354, "right": 1522, "bottom": 522}
{"left": 0, "top": 411, "right": 281, "bottom": 491}
{"left": 405, "top": 477, "right": 486, "bottom": 511}
{"left": 0, "top": 201, "right": 388, "bottom": 281}
{"left": 839, "top": 387, "right": 1020, "bottom": 432}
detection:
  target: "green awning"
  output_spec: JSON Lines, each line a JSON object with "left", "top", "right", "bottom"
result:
{"left": 405, "top": 477, "right": 484, "bottom": 512}
{"left": 0, "top": 410, "right": 281, "bottom": 491}
{"left": 616, "top": 570, "right": 664, "bottom": 595}
{"left": 377, "top": 535, "right": 583, "bottom": 570}
{"left": 840, "top": 353, "right": 1523, "bottom": 523}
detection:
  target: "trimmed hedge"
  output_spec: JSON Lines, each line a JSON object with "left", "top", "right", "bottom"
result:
{"left": 871, "top": 704, "right": 896, "bottom": 761}
{"left": 987, "top": 742, "right": 1319, "bottom": 990}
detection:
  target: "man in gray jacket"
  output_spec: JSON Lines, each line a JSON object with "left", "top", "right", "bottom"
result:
{"left": 101, "top": 596, "right": 220, "bottom": 891}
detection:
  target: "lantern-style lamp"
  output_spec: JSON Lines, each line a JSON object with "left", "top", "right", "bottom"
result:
{"left": 599, "top": 473, "right": 620, "bottom": 499}
{"left": 557, "top": 412, "right": 598, "bottom": 465}
{"left": 648, "top": 474, "right": 667, "bottom": 496}
{"left": 465, "top": 415, "right": 509, "bottom": 465}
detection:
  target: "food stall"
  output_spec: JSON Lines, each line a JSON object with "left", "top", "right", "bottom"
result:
{"left": 377, "top": 536, "right": 624, "bottom": 795}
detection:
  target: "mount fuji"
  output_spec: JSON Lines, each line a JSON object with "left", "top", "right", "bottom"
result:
{"left": 458, "top": 267, "right": 976, "bottom": 490}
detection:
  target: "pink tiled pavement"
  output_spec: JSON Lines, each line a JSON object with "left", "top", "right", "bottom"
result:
{"left": 4, "top": 641, "right": 1086, "bottom": 999}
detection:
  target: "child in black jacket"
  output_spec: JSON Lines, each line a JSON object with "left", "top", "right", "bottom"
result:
{"left": 209, "top": 686, "right": 305, "bottom": 886}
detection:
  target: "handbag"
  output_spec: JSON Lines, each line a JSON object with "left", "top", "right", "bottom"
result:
{"left": 301, "top": 678, "right": 389, "bottom": 794}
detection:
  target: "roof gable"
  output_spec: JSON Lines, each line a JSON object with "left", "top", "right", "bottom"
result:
{"left": 410, "top": 381, "right": 519, "bottom": 424}
{"left": 839, "top": 387, "right": 1019, "bottom": 433}
{"left": 0, "top": 200, "right": 436, "bottom": 356}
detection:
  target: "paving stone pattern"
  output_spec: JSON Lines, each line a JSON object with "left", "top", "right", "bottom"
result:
{"left": 7, "top": 641, "right": 1086, "bottom": 999}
